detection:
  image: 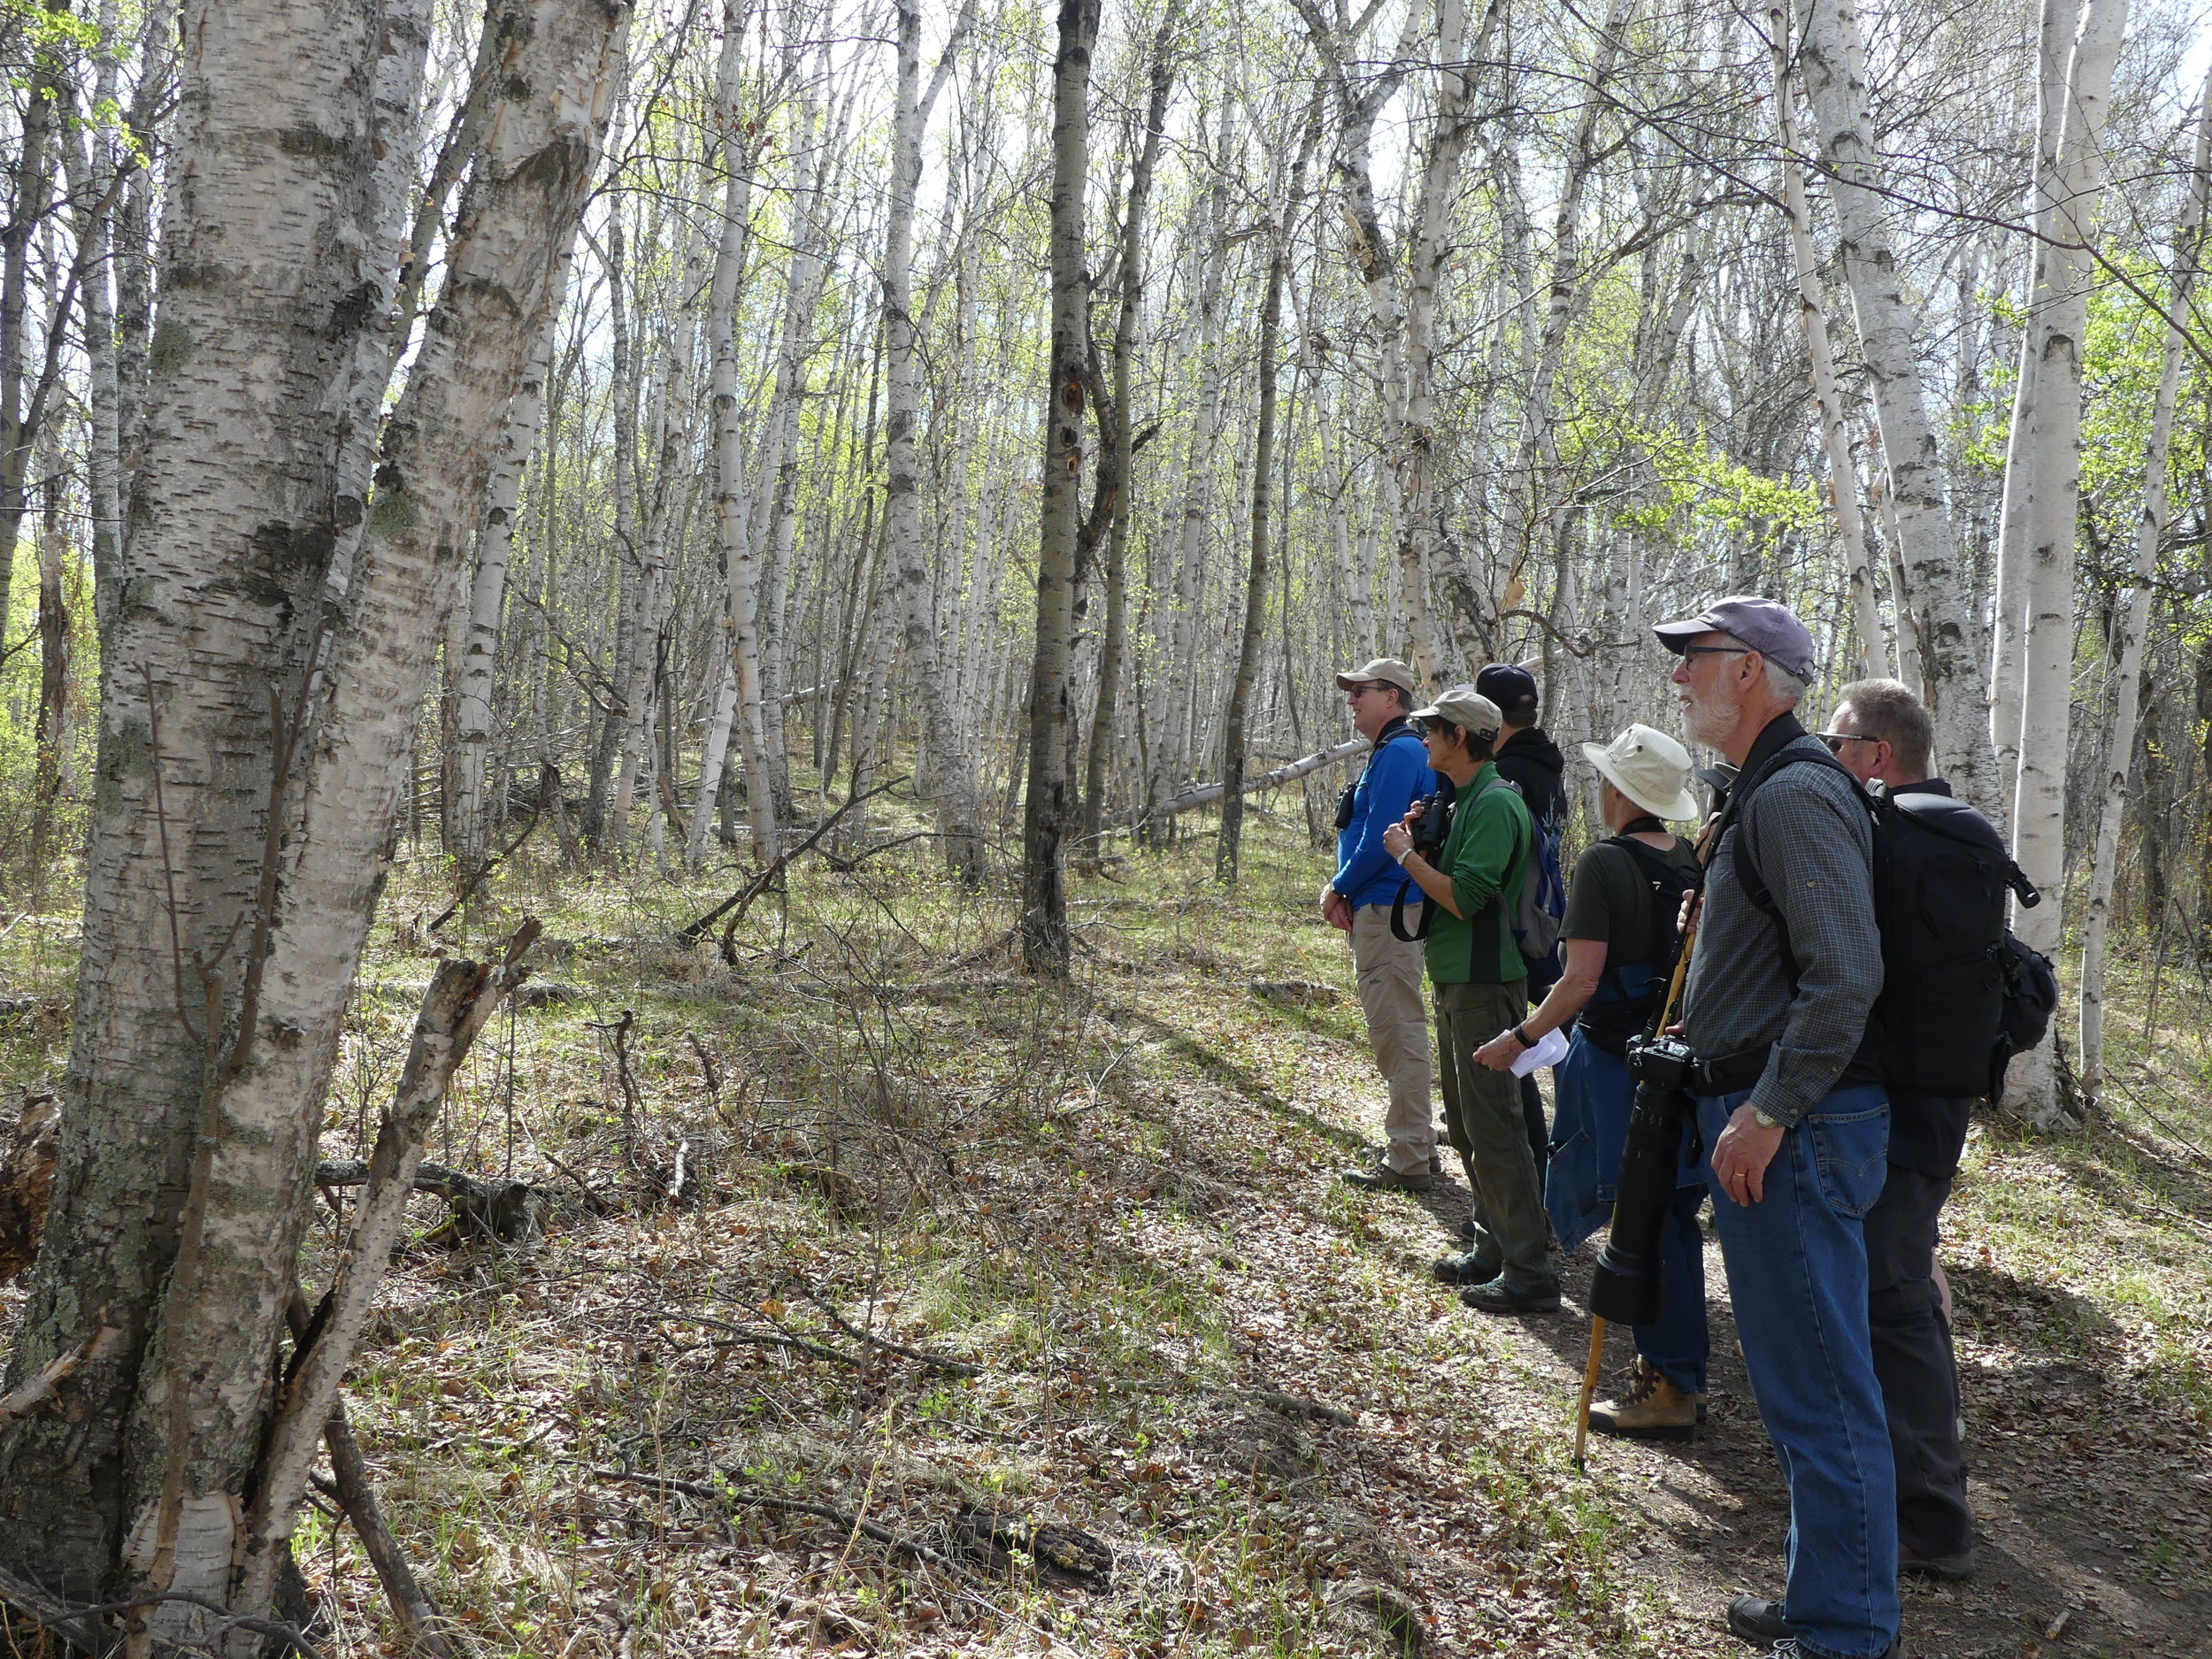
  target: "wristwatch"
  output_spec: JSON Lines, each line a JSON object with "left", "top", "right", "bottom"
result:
{"left": 1751, "top": 1106, "right": 1781, "bottom": 1129}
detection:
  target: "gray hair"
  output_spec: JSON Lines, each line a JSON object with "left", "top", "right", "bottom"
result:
{"left": 1763, "top": 657, "right": 1808, "bottom": 703}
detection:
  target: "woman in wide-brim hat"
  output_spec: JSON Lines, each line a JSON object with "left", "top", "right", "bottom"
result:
{"left": 1467, "top": 723, "right": 1713, "bottom": 1439}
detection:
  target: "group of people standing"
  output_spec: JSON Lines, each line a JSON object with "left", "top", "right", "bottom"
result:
{"left": 1319, "top": 597, "right": 1995, "bottom": 1659}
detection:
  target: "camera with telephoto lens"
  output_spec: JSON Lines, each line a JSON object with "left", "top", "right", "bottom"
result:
{"left": 1626, "top": 1033, "right": 1694, "bottom": 1090}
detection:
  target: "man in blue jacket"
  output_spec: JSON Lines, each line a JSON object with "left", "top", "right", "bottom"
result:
{"left": 1324, "top": 657, "right": 1439, "bottom": 1194}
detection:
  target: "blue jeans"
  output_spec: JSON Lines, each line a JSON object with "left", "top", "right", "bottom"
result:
{"left": 1699, "top": 1086, "right": 1899, "bottom": 1659}
{"left": 1547, "top": 1034, "right": 1709, "bottom": 1392}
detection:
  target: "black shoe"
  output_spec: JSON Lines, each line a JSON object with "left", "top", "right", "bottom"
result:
{"left": 1431, "top": 1250, "right": 1501, "bottom": 1286}
{"left": 1428, "top": 1148, "right": 1444, "bottom": 1175}
{"left": 1455, "top": 1217, "right": 1476, "bottom": 1243}
{"left": 1901, "top": 1544, "right": 1976, "bottom": 1581}
{"left": 1725, "top": 1596, "right": 1791, "bottom": 1645}
{"left": 1458, "top": 1279, "right": 1560, "bottom": 1315}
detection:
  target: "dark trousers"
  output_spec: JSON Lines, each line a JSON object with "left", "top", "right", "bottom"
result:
{"left": 1520, "top": 1073, "right": 1548, "bottom": 1187}
{"left": 1865, "top": 1161, "right": 1972, "bottom": 1558}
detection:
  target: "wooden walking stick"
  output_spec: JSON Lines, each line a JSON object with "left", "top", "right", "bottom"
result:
{"left": 1573, "top": 898, "right": 1701, "bottom": 1471}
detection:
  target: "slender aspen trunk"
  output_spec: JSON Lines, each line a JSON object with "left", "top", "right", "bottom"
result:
{"left": 1219, "top": 127, "right": 1307, "bottom": 883}
{"left": 1146, "top": 161, "right": 1229, "bottom": 824}
{"left": 706, "top": 0, "right": 778, "bottom": 864}
{"left": 1081, "top": 3, "right": 1178, "bottom": 848}
{"left": 453, "top": 258, "right": 572, "bottom": 870}
{"left": 883, "top": 0, "right": 983, "bottom": 883}
{"left": 1797, "top": 0, "right": 1996, "bottom": 807}
{"left": 2006, "top": 0, "right": 2129, "bottom": 1129}
{"left": 1769, "top": 4, "right": 1885, "bottom": 676}
{"left": 1022, "top": 0, "right": 1099, "bottom": 974}
{"left": 1989, "top": 0, "right": 2084, "bottom": 815}
{"left": 2079, "top": 67, "right": 2212, "bottom": 1101}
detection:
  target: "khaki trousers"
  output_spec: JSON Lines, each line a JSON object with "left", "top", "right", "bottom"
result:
{"left": 1350, "top": 903, "right": 1434, "bottom": 1173}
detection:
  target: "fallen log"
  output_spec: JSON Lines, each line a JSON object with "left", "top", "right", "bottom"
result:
{"left": 1128, "top": 737, "right": 1369, "bottom": 826}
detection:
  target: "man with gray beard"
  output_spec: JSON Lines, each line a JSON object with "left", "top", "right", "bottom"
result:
{"left": 1656, "top": 597, "right": 1898, "bottom": 1659}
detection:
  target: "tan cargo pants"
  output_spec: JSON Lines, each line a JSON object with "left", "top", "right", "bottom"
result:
{"left": 1350, "top": 902, "right": 1435, "bottom": 1173}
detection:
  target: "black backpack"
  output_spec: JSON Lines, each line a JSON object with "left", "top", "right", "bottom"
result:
{"left": 1577, "top": 836, "right": 1701, "bottom": 1056}
{"left": 1732, "top": 746, "right": 2047, "bottom": 1099}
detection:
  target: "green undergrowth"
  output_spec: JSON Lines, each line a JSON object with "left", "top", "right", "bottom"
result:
{"left": 3, "top": 797, "right": 2210, "bottom": 1651}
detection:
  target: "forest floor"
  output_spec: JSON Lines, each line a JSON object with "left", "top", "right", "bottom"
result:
{"left": 2, "top": 803, "right": 2209, "bottom": 1658}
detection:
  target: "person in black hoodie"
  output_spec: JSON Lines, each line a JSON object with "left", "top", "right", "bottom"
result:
{"left": 1476, "top": 663, "right": 1564, "bottom": 1182}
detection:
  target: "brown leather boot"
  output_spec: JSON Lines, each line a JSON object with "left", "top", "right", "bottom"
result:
{"left": 1587, "top": 1359, "right": 1702, "bottom": 1441}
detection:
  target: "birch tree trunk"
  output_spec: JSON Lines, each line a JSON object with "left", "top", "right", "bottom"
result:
{"left": 453, "top": 257, "right": 572, "bottom": 870}
{"left": 883, "top": 0, "right": 984, "bottom": 884}
{"left": 1217, "top": 138, "right": 1298, "bottom": 884}
{"left": 1988, "top": 0, "right": 2083, "bottom": 817}
{"left": 1080, "top": 1, "right": 1178, "bottom": 848}
{"left": 1768, "top": 4, "right": 1885, "bottom": 677}
{"left": 2078, "top": 65, "right": 2211, "bottom": 1102}
{"left": 2006, "top": 0, "right": 2129, "bottom": 1129}
{"left": 705, "top": 2, "right": 778, "bottom": 865}
{"left": 1796, "top": 0, "right": 1998, "bottom": 808}
{"left": 1022, "top": 0, "right": 1098, "bottom": 974}
{"left": 0, "top": 2, "right": 626, "bottom": 1633}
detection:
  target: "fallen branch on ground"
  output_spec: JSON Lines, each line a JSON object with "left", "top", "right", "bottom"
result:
{"left": 798, "top": 1286, "right": 980, "bottom": 1376}
{"left": 675, "top": 775, "right": 907, "bottom": 949}
{"left": 315, "top": 1399, "right": 455, "bottom": 1659}
{"left": 591, "top": 1468, "right": 979, "bottom": 1580}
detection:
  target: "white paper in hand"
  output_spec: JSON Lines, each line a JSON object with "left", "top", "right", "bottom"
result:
{"left": 1509, "top": 1025, "right": 1571, "bottom": 1077}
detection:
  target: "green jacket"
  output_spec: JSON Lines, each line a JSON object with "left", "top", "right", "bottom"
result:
{"left": 1425, "top": 763, "right": 1532, "bottom": 985}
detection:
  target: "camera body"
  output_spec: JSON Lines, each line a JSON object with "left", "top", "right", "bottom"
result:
{"left": 1626, "top": 1033, "right": 1694, "bottom": 1090}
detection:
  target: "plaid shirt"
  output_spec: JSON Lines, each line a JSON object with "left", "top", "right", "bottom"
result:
{"left": 1682, "top": 715, "right": 1884, "bottom": 1127}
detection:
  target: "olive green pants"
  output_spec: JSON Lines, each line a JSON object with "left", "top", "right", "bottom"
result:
{"left": 1434, "top": 977, "right": 1555, "bottom": 1294}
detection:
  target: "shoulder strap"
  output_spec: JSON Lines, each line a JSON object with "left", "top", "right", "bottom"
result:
{"left": 1730, "top": 741, "right": 1868, "bottom": 914}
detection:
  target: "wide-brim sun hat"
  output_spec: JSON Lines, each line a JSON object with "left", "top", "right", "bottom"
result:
{"left": 1581, "top": 723, "right": 1700, "bottom": 822}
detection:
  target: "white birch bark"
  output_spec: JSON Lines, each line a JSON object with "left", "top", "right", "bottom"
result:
{"left": 1988, "top": 0, "right": 2083, "bottom": 817}
{"left": 2078, "top": 67, "right": 2211, "bottom": 1102}
{"left": 1797, "top": 0, "right": 1997, "bottom": 808}
{"left": 0, "top": 0, "right": 395, "bottom": 1607}
{"left": 1768, "top": 4, "right": 1886, "bottom": 677}
{"left": 452, "top": 254, "right": 572, "bottom": 869}
{"left": 2006, "top": 0, "right": 2129, "bottom": 1129}
{"left": 705, "top": 0, "right": 777, "bottom": 864}
{"left": 882, "top": 0, "right": 982, "bottom": 882}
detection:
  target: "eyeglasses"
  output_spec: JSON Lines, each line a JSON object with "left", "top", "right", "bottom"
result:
{"left": 1678, "top": 645, "right": 1751, "bottom": 659}
{"left": 1816, "top": 732, "right": 1879, "bottom": 754}
{"left": 1346, "top": 683, "right": 1384, "bottom": 699}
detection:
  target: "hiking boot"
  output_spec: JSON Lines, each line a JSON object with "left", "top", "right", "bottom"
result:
{"left": 1458, "top": 1279, "right": 1561, "bottom": 1315}
{"left": 1725, "top": 1596, "right": 1792, "bottom": 1645}
{"left": 1432, "top": 1250, "right": 1502, "bottom": 1286}
{"left": 1340, "top": 1159, "right": 1432, "bottom": 1194}
{"left": 1455, "top": 1216, "right": 1477, "bottom": 1243}
{"left": 1768, "top": 1644, "right": 1898, "bottom": 1659}
{"left": 1901, "top": 1544, "right": 1976, "bottom": 1581}
{"left": 1429, "top": 1148, "right": 1445, "bottom": 1175}
{"left": 1588, "top": 1359, "right": 1703, "bottom": 1441}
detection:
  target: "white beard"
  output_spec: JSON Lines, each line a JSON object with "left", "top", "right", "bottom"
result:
{"left": 1685, "top": 694, "right": 1739, "bottom": 751}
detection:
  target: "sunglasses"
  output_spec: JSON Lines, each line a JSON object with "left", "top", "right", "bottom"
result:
{"left": 1816, "top": 732, "right": 1879, "bottom": 754}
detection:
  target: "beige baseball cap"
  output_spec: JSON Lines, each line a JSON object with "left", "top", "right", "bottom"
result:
{"left": 1408, "top": 685, "right": 1502, "bottom": 737}
{"left": 1334, "top": 657, "right": 1419, "bottom": 697}
{"left": 1581, "top": 723, "right": 1699, "bottom": 822}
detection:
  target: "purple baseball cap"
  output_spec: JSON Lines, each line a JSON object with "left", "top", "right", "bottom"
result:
{"left": 1653, "top": 596, "right": 1817, "bottom": 683}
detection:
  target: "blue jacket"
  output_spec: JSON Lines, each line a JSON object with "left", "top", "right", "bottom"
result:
{"left": 1333, "top": 719, "right": 1432, "bottom": 909}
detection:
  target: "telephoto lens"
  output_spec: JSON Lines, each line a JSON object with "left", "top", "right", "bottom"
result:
{"left": 1589, "top": 1036, "right": 1695, "bottom": 1325}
